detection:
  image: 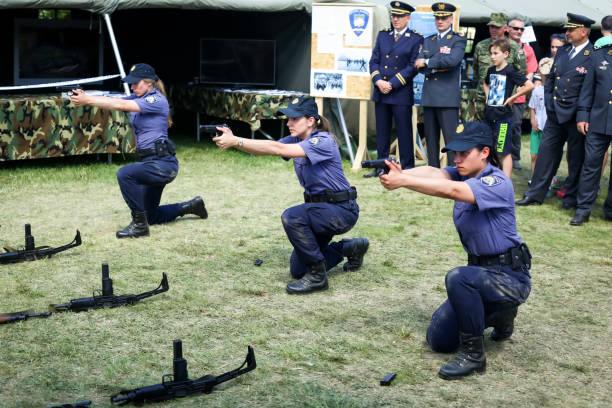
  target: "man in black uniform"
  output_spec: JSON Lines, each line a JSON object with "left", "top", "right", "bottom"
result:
{"left": 571, "top": 15, "right": 612, "bottom": 225}
{"left": 517, "top": 13, "right": 595, "bottom": 208}
{"left": 414, "top": 2, "right": 466, "bottom": 167}
{"left": 366, "top": 1, "right": 423, "bottom": 176}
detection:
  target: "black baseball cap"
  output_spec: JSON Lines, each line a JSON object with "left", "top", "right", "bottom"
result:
{"left": 277, "top": 97, "right": 320, "bottom": 120}
{"left": 122, "top": 63, "right": 158, "bottom": 84}
{"left": 442, "top": 122, "right": 493, "bottom": 152}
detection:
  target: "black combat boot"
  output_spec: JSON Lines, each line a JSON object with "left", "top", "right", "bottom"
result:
{"left": 180, "top": 196, "right": 208, "bottom": 219}
{"left": 116, "top": 211, "right": 149, "bottom": 239}
{"left": 286, "top": 261, "right": 328, "bottom": 294}
{"left": 438, "top": 333, "right": 486, "bottom": 380}
{"left": 342, "top": 238, "right": 370, "bottom": 271}
{"left": 487, "top": 304, "right": 518, "bottom": 342}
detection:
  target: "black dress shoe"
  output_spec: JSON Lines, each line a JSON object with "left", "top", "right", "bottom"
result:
{"left": 363, "top": 168, "right": 383, "bottom": 178}
{"left": 516, "top": 196, "right": 541, "bottom": 206}
{"left": 570, "top": 213, "right": 589, "bottom": 226}
{"left": 561, "top": 203, "right": 576, "bottom": 210}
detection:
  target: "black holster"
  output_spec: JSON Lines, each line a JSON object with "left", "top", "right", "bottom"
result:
{"left": 137, "top": 139, "right": 175, "bottom": 159}
{"left": 304, "top": 186, "right": 357, "bottom": 204}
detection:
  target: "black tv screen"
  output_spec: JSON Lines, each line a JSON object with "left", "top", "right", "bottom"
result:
{"left": 200, "top": 39, "right": 276, "bottom": 87}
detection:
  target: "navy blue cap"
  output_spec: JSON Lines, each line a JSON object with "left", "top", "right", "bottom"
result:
{"left": 564, "top": 13, "right": 595, "bottom": 29}
{"left": 431, "top": 3, "right": 456, "bottom": 17}
{"left": 277, "top": 97, "right": 320, "bottom": 120}
{"left": 442, "top": 122, "right": 493, "bottom": 152}
{"left": 390, "top": 1, "right": 414, "bottom": 16}
{"left": 122, "top": 63, "right": 158, "bottom": 84}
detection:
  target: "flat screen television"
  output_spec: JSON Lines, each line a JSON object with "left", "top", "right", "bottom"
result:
{"left": 13, "top": 18, "right": 104, "bottom": 86}
{"left": 200, "top": 39, "right": 276, "bottom": 87}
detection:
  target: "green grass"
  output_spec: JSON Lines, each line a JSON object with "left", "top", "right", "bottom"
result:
{"left": 0, "top": 133, "right": 610, "bottom": 407}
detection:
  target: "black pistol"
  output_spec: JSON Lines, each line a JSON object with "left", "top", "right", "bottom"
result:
{"left": 361, "top": 158, "right": 398, "bottom": 174}
{"left": 57, "top": 84, "right": 82, "bottom": 95}
{"left": 200, "top": 124, "right": 228, "bottom": 137}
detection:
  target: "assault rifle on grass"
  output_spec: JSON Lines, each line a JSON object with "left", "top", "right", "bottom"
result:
{"left": 361, "top": 158, "right": 398, "bottom": 174}
{"left": 49, "top": 264, "right": 168, "bottom": 312}
{"left": 111, "top": 340, "right": 256, "bottom": 405}
{"left": 0, "top": 309, "right": 51, "bottom": 324}
{"left": 0, "top": 224, "right": 81, "bottom": 264}
{"left": 45, "top": 401, "right": 91, "bottom": 408}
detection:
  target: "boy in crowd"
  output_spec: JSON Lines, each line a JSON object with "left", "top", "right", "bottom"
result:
{"left": 483, "top": 39, "right": 534, "bottom": 176}
{"left": 528, "top": 57, "right": 554, "bottom": 178}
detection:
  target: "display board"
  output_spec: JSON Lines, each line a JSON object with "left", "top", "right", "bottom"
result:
{"left": 310, "top": 3, "right": 375, "bottom": 100}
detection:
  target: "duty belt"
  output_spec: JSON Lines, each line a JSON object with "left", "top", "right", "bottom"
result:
{"left": 304, "top": 186, "right": 357, "bottom": 204}
{"left": 137, "top": 139, "right": 175, "bottom": 159}
{"left": 468, "top": 243, "right": 532, "bottom": 270}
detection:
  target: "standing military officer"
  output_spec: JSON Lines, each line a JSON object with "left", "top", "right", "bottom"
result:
{"left": 415, "top": 2, "right": 466, "bottom": 167}
{"left": 366, "top": 1, "right": 423, "bottom": 177}
{"left": 517, "top": 13, "right": 595, "bottom": 208}
{"left": 571, "top": 15, "right": 612, "bottom": 225}
{"left": 468, "top": 13, "right": 527, "bottom": 122}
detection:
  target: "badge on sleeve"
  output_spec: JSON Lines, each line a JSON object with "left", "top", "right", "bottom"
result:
{"left": 309, "top": 137, "right": 320, "bottom": 145}
{"left": 481, "top": 176, "right": 503, "bottom": 187}
{"left": 145, "top": 95, "right": 156, "bottom": 104}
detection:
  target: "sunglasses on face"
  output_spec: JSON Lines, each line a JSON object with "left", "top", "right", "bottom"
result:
{"left": 509, "top": 26, "right": 525, "bottom": 32}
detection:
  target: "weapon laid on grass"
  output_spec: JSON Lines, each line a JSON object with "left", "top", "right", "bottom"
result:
{"left": 49, "top": 264, "right": 168, "bottom": 313}
{"left": 0, "top": 224, "right": 81, "bottom": 264}
{"left": 361, "top": 158, "right": 398, "bottom": 175}
{"left": 45, "top": 401, "right": 91, "bottom": 408}
{"left": 111, "top": 340, "right": 256, "bottom": 405}
{"left": 0, "top": 309, "right": 52, "bottom": 324}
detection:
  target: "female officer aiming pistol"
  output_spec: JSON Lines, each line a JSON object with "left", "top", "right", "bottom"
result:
{"left": 214, "top": 97, "right": 369, "bottom": 294}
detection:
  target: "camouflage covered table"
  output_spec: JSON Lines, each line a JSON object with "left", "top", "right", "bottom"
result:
{"left": 169, "top": 85, "right": 307, "bottom": 131}
{"left": 0, "top": 94, "right": 134, "bottom": 161}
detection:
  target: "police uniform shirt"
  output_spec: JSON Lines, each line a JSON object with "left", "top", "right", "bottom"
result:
{"left": 124, "top": 88, "right": 169, "bottom": 149}
{"left": 444, "top": 163, "right": 522, "bottom": 256}
{"left": 279, "top": 130, "right": 351, "bottom": 195}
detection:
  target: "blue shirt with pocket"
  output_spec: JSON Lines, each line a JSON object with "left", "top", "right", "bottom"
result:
{"left": 124, "top": 88, "right": 169, "bottom": 150}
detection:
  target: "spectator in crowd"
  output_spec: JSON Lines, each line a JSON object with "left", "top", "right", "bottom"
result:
{"left": 528, "top": 58, "right": 554, "bottom": 178}
{"left": 571, "top": 15, "right": 612, "bottom": 225}
{"left": 550, "top": 33, "right": 567, "bottom": 58}
{"left": 415, "top": 2, "right": 466, "bottom": 168}
{"left": 517, "top": 13, "right": 595, "bottom": 208}
{"left": 366, "top": 1, "right": 423, "bottom": 176}
{"left": 507, "top": 17, "right": 538, "bottom": 171}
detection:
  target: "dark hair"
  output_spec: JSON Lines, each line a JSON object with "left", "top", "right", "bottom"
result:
{"left": 602, "top": 15, "right": 612, "bottom": 32}
{"left": 550, "top": 33, "right": 566, "bottom": 42}
{"left": 489, "top": 38, "right": 511, "bottom": 54}
{"left": 477, "top": 144, "right": 502, "bottom": 169}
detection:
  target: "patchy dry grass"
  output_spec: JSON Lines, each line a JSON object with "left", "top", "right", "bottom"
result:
{"left": 0, "top": 133, "right": 610, "bottom": 407}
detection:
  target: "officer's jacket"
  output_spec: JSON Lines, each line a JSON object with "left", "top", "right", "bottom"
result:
{"left": 417, "top": 31, "right": 467, "bottom": 107}
{"left": 545, "top": 43, "right": 594, "bottom": 124}
{"left": 576, "top": 43, "right": 612, "bottom": 135}
{"left": 370, "top": 28, "right": 423, "bottom": 105}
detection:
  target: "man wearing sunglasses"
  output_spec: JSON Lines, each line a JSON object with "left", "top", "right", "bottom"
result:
{"left": 507, "top": 18, "right": 538, "bottom": 171}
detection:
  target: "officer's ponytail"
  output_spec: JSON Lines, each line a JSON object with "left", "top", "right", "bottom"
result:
{"left": 144, "top": 77, "right": 173, "bottom": 128}
{"left": 316, "top": 115, "right": 332, "bottom": 134}
{"left": 478, "top": 144, "right": 502, "bottom": 169}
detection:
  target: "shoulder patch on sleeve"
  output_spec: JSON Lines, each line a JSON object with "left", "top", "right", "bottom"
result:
{"left": 309, "top": 137, "right": 320, "bottom": 145}
{"left": 481, "top": 176, "right": 503, "bottom": 187}
{"left": 145, "top": 95, "right": 157, "bottom": 104}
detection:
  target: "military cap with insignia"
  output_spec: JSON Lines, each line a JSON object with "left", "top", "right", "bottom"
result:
{"left": 431, "top": 2, "right": 456, "bottom": 17}
{"left": 277, "top": 97, "right": 320, "bottom": 120}
{"left": 564, "top": 13, "right": 596, "bottom": 29}
{"left": 487, "top": 12, "right": 508, "bottom": 28}
{"left": 389, "top": 1, "right": 414, "bottom": 16}
{"left": 442, "top": 122, "right": 493, "bottom": 152}
{"left": 122, "top": 63, "right": 158, "bottom": 84}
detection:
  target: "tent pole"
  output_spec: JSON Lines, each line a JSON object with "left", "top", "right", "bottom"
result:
{"left": 335, "top": 98, "right": 355, "bottom": 164}
{"left": 103, "top": 13, "right": 130, "bottom": 96}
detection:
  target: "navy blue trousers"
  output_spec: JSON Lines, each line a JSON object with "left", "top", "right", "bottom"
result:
{"left": 116, "top": 155, "right": 182, "bottom": 225}
{"left": 426, "top": 265, "right": 531, "bottom": 353}
{"left": 281, "top": 200, "right": 359, "bottom": 279}
{"left": 374, "top": 103, "right": 414, "bottom": 169}
{"left": 423, "top": 107, "right": 458, "bottom": 167}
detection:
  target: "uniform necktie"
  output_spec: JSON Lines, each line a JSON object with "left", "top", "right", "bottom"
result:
{"left": 394, "top": 32, "right": 400, "bottom": 42}
{"left": 569, "top": 47, "right": 577, "bottom": 59}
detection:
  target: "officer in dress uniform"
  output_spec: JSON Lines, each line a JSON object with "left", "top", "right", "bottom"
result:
{"left": 571, "top": 15, "right": 612, "bottom": 225}
{"left": 213, "top": 97, "right": 369, "bottom": 295}
{"left": 517, "top": 13, "right": 595, "bottom": 208}
{"left": 71, "top": 63, "right": 208, "bottom": 238}
{"left": 415, "top": 2, "right": 466, "bottom": 167}
{"left": 366, "top": 1, "right": 423, "bottom": 176}
{"left": 379, "top": 122, "right": 532, "bottom": 380}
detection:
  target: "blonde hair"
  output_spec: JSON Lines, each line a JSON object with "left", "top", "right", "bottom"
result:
{"left": 143, "top": 77, "right": 173, "bottom": 128}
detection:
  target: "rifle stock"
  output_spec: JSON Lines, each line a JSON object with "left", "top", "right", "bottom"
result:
{"left": 0, "top": 310, "right": 52, "bottom": 324}
{"left": 0, "top": 225, "right": 81, "bottom": 264}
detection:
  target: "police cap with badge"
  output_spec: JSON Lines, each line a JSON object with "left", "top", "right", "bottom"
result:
{"left": 431, "top": 2, "right": 456, "bottom": 17}
{"left": 277, "top": 97, "right": 320, "bottom": 120}
{"left": 563, "top": 13, "right": 595, "bottom": 29}
{"left": 123, "top": 63, "right": 159, "bottom": 84}
{"left": 442, "top": 122, "right": 493, "bottom": 152}
{"left": 389, "top": 1, "right": 414, "bottom": 16}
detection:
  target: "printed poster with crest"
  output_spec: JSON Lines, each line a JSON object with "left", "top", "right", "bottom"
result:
{"left": 311, "top": 3, "right": 375, "bottom": 100}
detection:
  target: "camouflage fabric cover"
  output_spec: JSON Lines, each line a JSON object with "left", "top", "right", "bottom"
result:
{"left": 0, "top": 95, "right": 134, "bottom": 161}
{"left": 169, "top": 85, "right": 307, "bottom": 131}
{"left": 462, "top": 38, "right": 527, "bottom": 122}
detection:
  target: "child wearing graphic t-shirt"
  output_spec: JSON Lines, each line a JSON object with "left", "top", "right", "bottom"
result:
{"left": 483, "top": 39, "right": 534, "bottom": 177}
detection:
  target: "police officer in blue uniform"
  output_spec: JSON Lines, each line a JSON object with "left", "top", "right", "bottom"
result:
{"left": 572, "top": 15, "right": 612, "bottom": 225}
{"left": 517, "top": 13, "right": 595, "bottom": 208}
{"left": 415, "top": 2, "right": 466, "bottom": 167}
{"left": 71, "top": 63, "right": 207, "bottom": 238}
{"left": 379, "top": 122, "right": 532, "bottom": 380}
{"left": 213, "top": 97, "right": 369, "bottom": 294}
{"left": 366, "top": 1, "right": 423, "bottom": 176}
